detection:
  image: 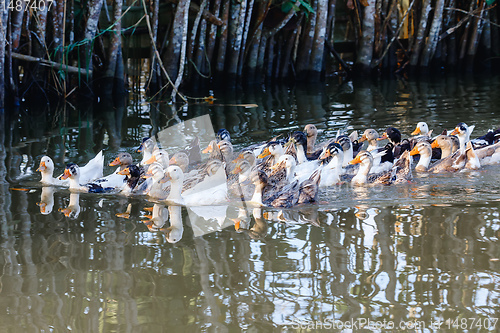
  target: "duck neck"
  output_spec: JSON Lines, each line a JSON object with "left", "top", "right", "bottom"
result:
{"left": 40, "top": 170, "right": 54, "bottom": 184}
{"left": 416, "top": 153, "right": 431, "bottom": 171}
{"left": 250, "top": 183, "right": 264, "bottom": 205}
{"left": 306, "top": 134, "right": 317, "bottom": 154}
{"left": 367, "top": 140, "right": 378, "bottom": 151}
{"left": 353, "top": 161, "right": 371, "bottom": 184}
{"left": 458, "top": 134, "right": 469, "bottom": 151}
{"left": 327, "top": 155, "right": 342, "bottom": 170}
{"left": 440, "top": 144, "right": 452, "bottom": 158}
{"left": 343, "top": 148, "right": 353, "bottom": 167}
{"left": 68, "top": 175, "right": 81, "bottom": 189}
{"left": 168, "top": 178, "right": 183, "bottom": 203}
{"left": 296, "top": 144, "right": 308, "bottom": 164}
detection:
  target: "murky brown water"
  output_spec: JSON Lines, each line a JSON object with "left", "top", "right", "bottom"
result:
{"left": 1, "top": 75, "right": 500, "bottom": 331}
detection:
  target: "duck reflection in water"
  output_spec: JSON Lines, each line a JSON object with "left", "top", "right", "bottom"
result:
{"left": 58, "top": 193, "right": 81, "bottom": 219}
{"left": 233, "top": 208, "right": 268, "bottom": 239}
{"left": 142, "top": 203, "right": 169, "bottom": 230}
{"left": 161, "top": 205, "right": 184, "bottom": 244}
{"left": 37, "top": 186, "right": 55, "bottom": 215}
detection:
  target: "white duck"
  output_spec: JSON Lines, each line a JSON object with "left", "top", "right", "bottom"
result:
{"left": 161, "top": 205, "right": 184, "bottom": 244}
{"left": 138, "top": 138, "right": 159, "bottom": 166}
{"left": 318, "top": 142, "right": 344, "bottom": 187}
{"left": 37, "top": 151, "right": 104, "bottom": 186}
{"left": 450, "top": 122, "right": 475, "bottom": 151}
{"left": 144, "top": 163, "right": 168, "bottom": 199}
{"left": 162, "top": 165, "right": 228, "bottom": 206}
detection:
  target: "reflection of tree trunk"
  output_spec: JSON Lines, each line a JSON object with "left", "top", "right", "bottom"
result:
{"left": 0, "top": 7, "right": 7, "bottom": 108}
{"left": 296, "top": 0, "right": 316, "bottom": 79}
{"left": 215, "top": 0, "right": 230, "bottom": 75}
{"left": 355, "top": 0, "right": 376, "bottom": 75}
{"left": 148, "top": 0, "right": 160, "bottom": 93}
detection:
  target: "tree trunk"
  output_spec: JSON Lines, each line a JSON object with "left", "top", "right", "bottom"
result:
{"left": 104, "top": 0, "right": 123, "bottom": 93}
{"left": 206, "top": 0, "right": 221, "bottom": 64}
{"left": 148, "top": 0, "right": 161, "bottom": 92}
{"left": 164, "top": 0, "right": 191, "bottom": 82}
{"left": 296, "top": 1, "right": 317, "bottom": 79}
{"left": 0, "top": 5, "right": 6, "bottom": 108}
{"left": 11, "top": 3, "right": 26, "bottom": 50}
{"left": 215, "top": 0, "right": 230, "bottom": 75}
{"left": 237, "top": 0, "right": 254, "bottom": 77}
{"left": 355, "top": 0, "right": 376, "bottom": 75}
{"left": 227, "top": 0, "right": 246, "bottom": 79}
{"left": 409, "top": 0, "right": 431, "bottom": 67}
{"left": 466, "top": 0, "right": 485, "bottom": 69}
{"left": 420, "top": 0, "right": 445, "bottom": 67}
{"left": 309, "top": 0, "right": 328, "bottom": 81}
{"left": 52, "top": 0, "right": 65, "bottom": 62}
{"left": 83, "top": 0, "right": 104, "bottom": 79}
{"left": 171, "top": 0, "right": 191, "bottom": 100}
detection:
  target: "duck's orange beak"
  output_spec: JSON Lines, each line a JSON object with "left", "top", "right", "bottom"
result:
{"left": 377, "top": 132, "right": 388, "bottom": 141}
{"left": 358, "top": 134, "right": 367, "bottom": 142}
{"left": 319, "top": 149, "right": 331, "bottom": 160}
{"left": 59, "top": 169, "right": 71, "bottom": 180}
{"left": 143, "top": 206, "right": 154, "bottom": 212}
{"left": 262, "top": 212, "right": 270, "bottom": 219}
{"left": 349, "top": 155, "right": 362, "bottom": 165}
{"left": 109, "top": 157, "right": 121, "bottom": 166}
{"left": 202, "top": 145, "right": 212, "bottom": 154}
{"left": 169, "top": 156, "right": 177, "bottom": 165}
{"left": 144, "top": 155, "right": 156, "bottom": 165}
{"left": 160, "top": 173, "right": 171, "bottom": 183}
{"left": 431, "top": 140, "right": 440, "bottom": 149}
{"left": 450, "top": 127, "right": 460, "bottom": 136}
{"left": 232, "top": 154, "right": 244, "bottom": 163}
{"left": 258, "top": 147, "right": 270, "bottom": 159}
{"left": 234, "top": 220, "right": 241, "bottom": 231}
{"left": 411, "top": 126, "right": 421, "bottom": 135}
{"left": 231, "top": 165, "right": 242, "bottom": 174}
{"left": 410, "top": 146, "right": 420, "bottom": 156}
{"left": 37, "top": 161, "right": 46, "bottom": 172}
{"left": 117, "top": 167, "right": 130, "bottom": 176}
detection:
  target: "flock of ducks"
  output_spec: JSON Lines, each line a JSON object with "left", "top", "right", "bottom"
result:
{"left": 37, "top": 122, "right": 500, "bottom": 214}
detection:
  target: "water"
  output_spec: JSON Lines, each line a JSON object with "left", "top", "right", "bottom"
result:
{"left": 1, "top": 75, "right": 500, "bottom": 331}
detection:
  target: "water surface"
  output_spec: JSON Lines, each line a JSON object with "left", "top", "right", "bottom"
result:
{"left": 1, "top": 75, "right": 500, "bottom": 331}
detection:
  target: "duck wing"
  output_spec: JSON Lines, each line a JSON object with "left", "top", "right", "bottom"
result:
{"left": 298, "top": 169, "right": 321, "bottom": 204}
{"left": 265, "top": 180, "right": 300, "bottom": 208}
{"left": 79, "top": 151, "right": 104, "bottom": 183}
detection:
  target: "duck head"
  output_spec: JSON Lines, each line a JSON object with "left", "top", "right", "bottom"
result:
{"left": 145, "top": 149, "right": 169, "bottom": 167}
{"left": 359, "top": 129, "right": 380, "bottom": 142}
{"left": 216, "top": 128, "right": 231, "bottom": 142}
{"left": 162, "top": 165, "right": 184, "bottom": 183}
{"left": 258, "top": 141, "right": 284, "bottom": 159}
{"left": 37, "top": 156, "right": 55, "bottom": 173}
{"left": 319, "top": 142, "right": 343, "bottom": 161}
{"left": 410, "top": 141, "right": 432, "bottom": 157}
{"left": 411, "top": 122, "right": 429, "bottom": 136}
{"left": 59, "top": 163, "right": 80, "bottom": 180}
{"left": 109, "top": 152, "right": 134, "bottom": 170}
{"left": 349, "top": 151, "right": 373, "bottom": 167}
{"left": 170, "top": 151, "right": 189, "bottom": 171}
{"left": 379, "top": 127, "right": 402, "bottom": 144}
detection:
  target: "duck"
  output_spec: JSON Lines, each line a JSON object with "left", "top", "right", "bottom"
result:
{"left": 427, "top": 141, "right": 478, "bottom": 173}
{"left": 318, "top": 142, "right": 344, "bottom": 187}
{"left": 349, "top": 150, "right": 412, "bottom": 185}
{"left": 58, "top": 193, "right": 81, "bottom": 219}
{"left": 92, "top": 152, "right": 133, "bottom": 189}
{"left": 411, "top": 122, "right": 432, "bottom": 137}
{"left": 142, "top": 203, "right": 168, "bottom": 229}
{"left": 248, "top": 168, "right": 321, "bottom": 208}
{"left": 257, "top": 141, "right": 286, "bottom": 173}
{"left": 232, "top": 149, "right": 256, "bottom": 168}
{"left": 37, "top": 151, "right": 104, "bottom": 186}
{"left": 431, "top": 134, "right": 459, "bottom": 159}
{"left": 286, "top": 131, "right": 322, "bottom": 162}
{"left": 144, "top": 149, "right": 170, "bottom": 168}
{"left": 138, "top": 137, "right": 159, "bottom": 166}
{"left": 335, "top": 135, "right": 354, "bottom": 166}
{"left": 216, "top": 128, "right": 231, "bottom": 142}
{"left": 358, "top": 129, "right": 381, "bottom": 152}
{"left": 143, "top": 163, "right": 168, "bottom": 199}
{"left": 169, "top": 151, "right": 190, "bottom": 172}
{"left": 59, "top": 163, "right": 140, "bottom": 193}
{"left": 162, "top": 165, "right": 228, "bottom": 206}
{"left": 379, "top": 127, "right": 411, "bottom": 158}
{"left": 449, "top": 122, "right": 475, "bottom": 151}
{"left": 409, "top": 141, "right": 433, "bottom": 172}
{"left": 304, "top": 124, "right": 320, "bottom": 154}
